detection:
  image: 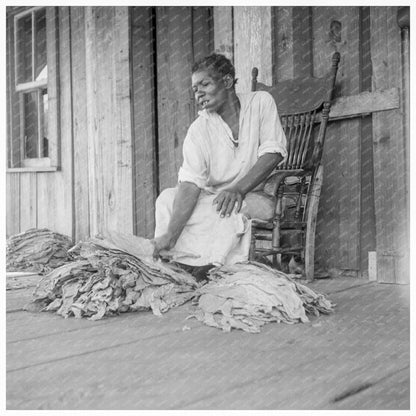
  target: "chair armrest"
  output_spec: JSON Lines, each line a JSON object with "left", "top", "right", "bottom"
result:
{"left": 264, "top": 170, "right": 303, "bottom": 196}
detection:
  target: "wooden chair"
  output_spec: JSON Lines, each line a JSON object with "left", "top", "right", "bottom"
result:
{"left": 248, "top": 52, "right": 340, "bottom": 281}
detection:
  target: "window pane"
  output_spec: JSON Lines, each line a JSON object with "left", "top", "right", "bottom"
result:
{"left": 23, "top": 91, "right": 39, "bottom": 158}
{"left": 34, "top": 9, "right": 47, "bottom": 81}
{"left": 16, "top": 13, "right": 33, "bottom": 84}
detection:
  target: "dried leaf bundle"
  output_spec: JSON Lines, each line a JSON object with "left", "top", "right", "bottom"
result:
{"left": 6, "top": 228, "right": 74, "bottom": 273}
{"left": 26, "top": 236, "right": 197, "bottom": 320}
{"left": 189, "top": 262, "right": 335, "bottom": 333}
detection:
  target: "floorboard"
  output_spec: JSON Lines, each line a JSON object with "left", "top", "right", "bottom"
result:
{"left": 6, "top": 275, "right": 410, "bottom": 410}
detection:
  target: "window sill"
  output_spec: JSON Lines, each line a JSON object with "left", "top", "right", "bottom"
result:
{"left": 7, "top": 166, "right": 59, "bottom": 173}
{"left": 7, "top": 157, "right": 59, "bottom": 172}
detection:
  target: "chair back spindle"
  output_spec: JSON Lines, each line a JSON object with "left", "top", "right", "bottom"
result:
{"left": 251, "top": 52, "right": 340, "bottom": 173}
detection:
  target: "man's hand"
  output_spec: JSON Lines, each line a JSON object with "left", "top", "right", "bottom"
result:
{"left": 151, "top": 233, "right": 176, "bottom": 260}
{"left": 212, "top": 153, "right": 282, "bottom": 218}
{"left": 213, "top": 187, "right": 244, "bottom": 217}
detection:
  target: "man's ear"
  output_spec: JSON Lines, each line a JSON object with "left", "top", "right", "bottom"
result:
{"left": 223, "top": 74, "right": 234, "bottom": 89}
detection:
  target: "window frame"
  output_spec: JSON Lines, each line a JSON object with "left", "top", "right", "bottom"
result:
{"left": 7, "top": 6, "right": 60, "bottom": 172}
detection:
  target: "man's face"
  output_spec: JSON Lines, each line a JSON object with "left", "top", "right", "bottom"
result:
{"left": 191, "top": 70, "right": 228, "bottom": 113}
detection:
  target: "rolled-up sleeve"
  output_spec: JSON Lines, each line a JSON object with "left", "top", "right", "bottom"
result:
{"left": 257, "top": 92, "right": 287, "bottom": 159}
{"left": 177, "top": 128, "right": 208, "bottom": 189}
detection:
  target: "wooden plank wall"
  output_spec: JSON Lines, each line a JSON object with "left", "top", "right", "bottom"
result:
{"left": 358, "top": 7, "right": 377, "bottom": 273}
{"left": 6, "top": 7, "right": 74, "bottom": 239}
{"left": 19, "top": 173, "right": 37, "bottom": 232}
{"left": 6, "top": 6, "right": 134, "bottom": 243}
{"left": 312, "top": 7, "right": 361, "bottom": 272}
{"left": 71, "top": 6, "right": 90, "bottom": 241}
{"left": 273, "top": 7, "right": 294, "bottom": 82}
{"left": 216, "top": 6, "right": 408, "bottom": 280}
{"left": 84, "top": 7, "right": 134, "bottom": 236}
{"left": 370, "top": 7, "right": 408, "bottom": 284}
{"left": 131, "top": 7, "right": 157, "bottom": 239}
{"left": 156, "top": 7, "right": 194, "bottom": 192}
{"left": 213, "top": 7, "right": 233, "bottom": 60}
{"left": 234, "top": 6, "right": 273, "bottom": 92}
{"left": 155, "top": 6, "right": 213, "bottom": 192}
{"left": 6, "top": 174, "right": 20, "bottom": 237}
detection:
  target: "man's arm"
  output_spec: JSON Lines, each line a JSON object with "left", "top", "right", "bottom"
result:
{"left": 213, "top": 152, "right": 282, "bottom": 217}
{"left": 153, "top": 181, "right": 201, "bottom": 256}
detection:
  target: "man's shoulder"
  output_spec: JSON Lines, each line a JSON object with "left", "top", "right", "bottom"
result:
{"left": 249, "top": 90, "right": 274, "bottom": 102}
{"left": 239, "top": 90, "right": 274, "bottom": 107}
{"left": 187, "top": 111, "right": 211, "bottom": 136}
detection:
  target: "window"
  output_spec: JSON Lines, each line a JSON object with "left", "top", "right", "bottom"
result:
{"left": 7, "top": 6, "right": 59, "bottom": 170}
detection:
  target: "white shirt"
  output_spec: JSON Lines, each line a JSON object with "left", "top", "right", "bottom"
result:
{"left": 177, "top": 91, "right": 287, "bottom": 193}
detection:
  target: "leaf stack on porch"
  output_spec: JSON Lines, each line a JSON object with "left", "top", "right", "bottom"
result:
{"left": 26, "top": 236, "right": 197, "bottom": 320}
{"left": 6, "top": 228, "right": 74, "bottom": 273}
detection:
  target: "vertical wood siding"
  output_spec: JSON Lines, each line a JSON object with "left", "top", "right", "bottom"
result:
{"left": 156, "top": 7, "right": 194, "bottom": 192}
{"left": 6, "top": 6, "right": 134, "bottom": 242}
{"left": 274, "top": 7, "right": 294, "bottom": 81}
{"left": 358, "top": 7, "right": 377, "bottom": 272}
{"left": 155, "top": 6, "right": 213, "bottom": 192}
{"left": 131, "top": 7, "right": 157, "bottom": 238}
{"left": 312, "top": 7, "right": 361, "bottom": 272}
{"left": 19, "top": 173, "right": 37, "bottom": 231}
{"left": 292, "top": 7, "right": 313, "bottom": 78}
{"left": 6, "top": 174, "right": 20, "bottom": 237}
{"left": 85, "top": 7, "right": 134, "bottom": 236}
{"left": 234, "top": 6, "right": 273, "bottom": 92}
{"left": 370, "top": 7, "right": 408, "bottom": 283}
{"left": 71, "top": 6, "right": 90, "bottom": 241}
{"left": 213, "top": 7, "right": 233, "bottom": 60}
{"left": 223, "top": 6, "right": 407, "bottom": 278}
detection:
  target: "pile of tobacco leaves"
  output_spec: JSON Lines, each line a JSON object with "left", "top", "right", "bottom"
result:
{"left": 6, "top": 228, "right": 74, "bottom": 273}
{"left": 188, "top": 262, "right": 335, "bottom": 333}
{"left": 25, "top": 233, "right": 197, "bottom": 320}
{"left": 13, "top": 229, "right": 335, "bottom": 332}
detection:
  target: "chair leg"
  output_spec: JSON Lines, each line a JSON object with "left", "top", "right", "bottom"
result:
{"left": 304, "top": 165, "right": 324, "bottom": 281}
{"left": 249, "top": 228, "right": 256, "bottom": 261}
{"left": 271, "top": 186, "right": 284, "bottom": 270}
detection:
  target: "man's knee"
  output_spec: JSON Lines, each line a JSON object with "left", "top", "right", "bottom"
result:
{"left": 155, "top": 187, "right": 177, "bottom": 211}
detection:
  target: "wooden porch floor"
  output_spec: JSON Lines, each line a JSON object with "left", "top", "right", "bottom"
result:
{"left": 6, "top": 273, "right": 410, "bottom": 410}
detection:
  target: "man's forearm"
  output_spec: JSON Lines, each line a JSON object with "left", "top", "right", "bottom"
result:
{"left": 166, "top": 181, "right": 201, "bottom": 243}
{"left": 235, "top": 152, "right": 282, "bottom": 195}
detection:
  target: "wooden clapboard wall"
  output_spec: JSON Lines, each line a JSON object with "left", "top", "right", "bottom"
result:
{"left": 6, "top": 7, "right": 74, "bottom": 239}
{"left": 155, "top": 6, "right": 213, "bottom": 193}
{"left": 130, "top": 7, "right": 158, "bottom": 239}
{"left": 6, "top": 6, "right": 134, "bottom": 242}
{"left": 312, "top": 7, "right": 362, "bottom": 273}
{"left": 370, "top": 7, "right": 408, "bottom": 284}
{"left": 214, "top": 6, "right": 408, "bottom": 282}
{"left": 83, "top": 7, "right": 133, "bottom": 237}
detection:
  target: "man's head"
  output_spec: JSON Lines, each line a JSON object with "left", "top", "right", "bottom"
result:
{"left": 191, "top": 53, "right": 237, "bottom": 111}
{"left": 192, "top": 53, "right": 237, "bottom": 88}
